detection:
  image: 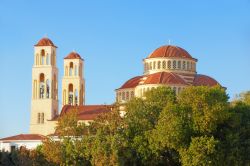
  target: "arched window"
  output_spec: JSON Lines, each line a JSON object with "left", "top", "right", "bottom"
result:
{"left": 46, "top": 54, "right": 49, "bottom": 65}
{"left": 122, "top": 92, "right": 125, "bottom": 100}
{"left": 173, "top": 60, "right": 176, "bottom": 69}
{"left": 68, "top": 84, "right": 73, "bottom": 105}
{"left": 46, "top": 79, "right": 50, "bottom": 98}
{"left": 178, "top": 61, "right": 181, "bottom": 69}
{"left": 150, "top": 62, "right": 152, "bottom": 70}
{"left": 162, "top": 61, "right": 166, "bottom": 69}
{"left": 41, "top": 50, "right": 45, "bottom": 65}
{"left": 39, "top": 73, "right": 45, "bottom": 99}
{"left": 130, "top": 91, "right": 134, "bottom": 98}
{"left": 153, "top": 61, "right": 156, "bottom": 69}
{"left": 75, "top": 89, "right": 78, "bottom": 105}
{"left": 158, "top": 61, "right": 161, "bottom": 69}
{"left": 183, "top": 61, "right": 186, "bottom": 70}
{"left": 37, "top": 113, "right": 41, "bottom": 124}
{"left": 126, "top": 91, "right": 129, "bottom": 100}
{"left": 173, "top": 87, "right": 177, "bottom": 94}
{"left": 41, "top": 113, "right": 44, "bottom": 124}
{"left": 69, "top": 62, "right": 73, "bottom": 76}
{"left": 168, "top": 60, "right": 171, "bottom": 69}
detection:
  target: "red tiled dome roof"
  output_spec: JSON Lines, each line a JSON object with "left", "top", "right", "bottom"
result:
{"left": 64, "top": 51, "right": 83, "bottom": 60}
{"left": 193, "top": 74, "right": 219, "bottom": 86}
{"left": 118, "top": 76, "right": 143, "bottom": 89}
{"left": 35, "top": 37, "right": 56, "bottom": 47}
{"left": 148, "top": 45, "right": 196, "bottom": 60}
{"left": 144, "top": 72, "right": 188, "bottom": 85}
{"left": 118, "top": 72, "right": 188, "bottom": 90}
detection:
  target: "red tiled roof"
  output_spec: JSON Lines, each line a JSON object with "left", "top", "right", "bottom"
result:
{"left": 118, "top": 72, "right": 189, "bottom": 90}
{"left": 144, "top": 72, "right": 188, "bottom": 85}
{"left": 148, "top": 45, "right": 196, "bottom": 61}
{"left": 58, "top": 105, "right": 112, "bottom": 121}
{"left": 64, "top": 51, "right": 83, "bottom": 60}
{"left": 118, "top": 76, "right": 143, "bottom": 89}
{"left": 34, "top": 37, "right": 57, "bottom": 47}
{"left": 193, "top": 74, "right": 219, "bottom": 86}
{"left": 0, "top": 134, "right": 45, "bottom": 141}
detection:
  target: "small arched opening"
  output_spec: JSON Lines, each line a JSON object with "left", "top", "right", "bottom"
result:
{"left": 39, "top": 73, "right": 45, "bottom": 99}
{"left": 41, "top": 49, "right": 45, "bottom": 65}
{"left": 69, "top": 62, "right": 73, "bottom": 76}
{"left": 68, "top": 84, "right": 73, "bottom": 105}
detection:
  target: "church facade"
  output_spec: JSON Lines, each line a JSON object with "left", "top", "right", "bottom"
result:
{"left": 0, "top": 37, "right": 221, "bottom": 151}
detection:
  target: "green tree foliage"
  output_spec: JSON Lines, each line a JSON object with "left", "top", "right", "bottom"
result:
{"left": 179, "top": 136, "right": 219, "bottom": 166}
{"left": 42, "top": 108, "right": 90, "bottom": 166}
{"left": 7, "top": 86, "right": 249, "bottom": 165}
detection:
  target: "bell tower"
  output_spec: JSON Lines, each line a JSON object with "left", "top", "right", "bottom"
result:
{"left": 30, "top": 37, "right": 59, "bottom": 135}
{"left": 62, "top": 51, "right": 85, "bottom": 107}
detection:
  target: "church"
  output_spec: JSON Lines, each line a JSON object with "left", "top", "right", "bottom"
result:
{"left": 0, "top": 37, "right": 221, "bottom": 152}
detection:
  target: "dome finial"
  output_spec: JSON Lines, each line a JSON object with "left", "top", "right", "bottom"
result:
{"left": 72, "top": 49, "right": 76, "bottom": 53}
{"left": 168, "top": 39, "right": 171, "bottom": 45}
{"left": 44, "top": 33, "right": 48, "bottom": 38}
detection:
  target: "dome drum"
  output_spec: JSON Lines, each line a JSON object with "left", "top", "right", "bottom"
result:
{"left": 143, "top": 57, "right": 197, "bottom": 75}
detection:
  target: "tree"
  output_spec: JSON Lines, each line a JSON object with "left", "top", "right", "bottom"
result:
{"left": 42, "top": 108, "right": 90, "bottom": 166}
{"left": 179, "top": 136, "right": 219, "bottom": 166}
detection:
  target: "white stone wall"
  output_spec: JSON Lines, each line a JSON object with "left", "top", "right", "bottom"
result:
{"left": 0, "top": 140, "right": 42, "bottom": 152}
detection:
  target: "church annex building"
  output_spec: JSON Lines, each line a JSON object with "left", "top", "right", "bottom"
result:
{"left": 0, "top": 37, "right": 221, "bottom": 152}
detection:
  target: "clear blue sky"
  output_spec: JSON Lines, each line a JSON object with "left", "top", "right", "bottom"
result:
{"left": 0, "top": 0, "right": 249, "bottom": 138}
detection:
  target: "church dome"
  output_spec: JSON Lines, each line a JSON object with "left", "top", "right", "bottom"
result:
{"left": 148, "top": 45, "right": 196, "bottom": 60}
{"left": 64, "top": 51, "right": 83, "bottom": 60}
{"left": 35, "top": 37, "right": 56, "bottom": 47}
{"left": 193, "top": 74, "right": 220, "bottom": 86}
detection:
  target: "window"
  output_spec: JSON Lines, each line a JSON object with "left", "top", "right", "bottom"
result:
{"left": 69, "top": 62, "right": 73, "bottom": 76}
{"left": 41, "top": 49, "right": 45, "bottom": 65}
{"left": 126, "top": 91, "right": 129, "bottom": 100}
{"left": 41, "top": 113, "right": 44, "bottom": 124}
{"left": 178, "top": 61, "right": 181, "bottom": 69}
{"left": 183, "top": 61, "right": 186, "bottom": 70}
{"left": 162, "top": 61, "right": 166, "bottom": 69}
{"left": 68, "top": 84, "right": 73, "bottom": 105}
{"left": 37, "top": 113, "right": 41, "bottom": 124}
{"left": 168, "top": 60, "right": 171, "bottom": 69}
{"left": 122, "top": 92, "right": 125, "bottom": 100}
{"left": 153, "top": 61, "right": 156, "bottom": 69}
{"left": 130, "top": 91, "right": 134, "bottom": 98}
{"left": 39, "top": 73, "right": 45, "bottom": 99}
{"left": 75, "top": 89, "right": 78, "bottom": 105}
{"left": 150, "top": 62, "right": 152, "bottom": 70}
{"left": 173, "top": 87, "right": 177, "bottom": 94}
{"left": 157, "top": 61, "right": 161, "bottom": 69}
{"left": 46, "top": 79, "right": 50, "bottom": 98}
{"left": 173, "top": 60, "right": 176, "bottom": 69}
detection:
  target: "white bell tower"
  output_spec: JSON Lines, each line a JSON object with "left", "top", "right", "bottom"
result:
{"left": 62, "top": 51, "right": 85, "bottom": 107}
{"left": 30, "top": 37, "right": 59, "bottom": 135}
